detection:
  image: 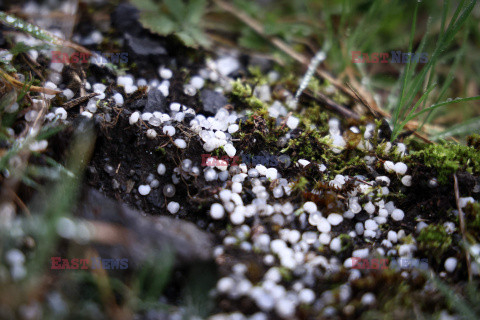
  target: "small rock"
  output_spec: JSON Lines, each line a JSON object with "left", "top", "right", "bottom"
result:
{"left": 200, "top": 90, "right": 228, "bottom": 115}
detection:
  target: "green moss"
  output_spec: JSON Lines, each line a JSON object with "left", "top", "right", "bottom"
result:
{"left": 467, "top": 134, "right": 480, "bottom": 150}
{"left": 411, "top": 142, "right": 480, "bottom": 184}
{"left": 230, "top": 79, "right": 266, "bottom": 110}
{"left": 417, "top": 225, "right": 452, "bottom": 262}
{"left": 292, "top": 177, "right": 309, "bottom": 193}
{"left": 464, "top": 202, "right": 480, "bottom": 233}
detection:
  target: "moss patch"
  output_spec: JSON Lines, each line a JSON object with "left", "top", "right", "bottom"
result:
{"left": 411, "top": 142, "right": 480, "bottom": 184}
{"left": 417, "top": 224, "right": 453, "bottom": 262}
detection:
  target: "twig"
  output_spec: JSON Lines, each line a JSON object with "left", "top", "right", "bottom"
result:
{"left": 62, "top": 92, "right": 99, "bottom": 109}
{"left": 0, "top": 69, "right": 61, "bottom": 95}
{"left": 303, "top": 90, "right": 360, "bottom": 120}
{"left": 453, "top": 173, "right": 472, "bottom": 282}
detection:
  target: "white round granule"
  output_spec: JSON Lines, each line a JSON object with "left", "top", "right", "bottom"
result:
{"left": 361, "top": 292, "right": 376, "bottom": 306}
{"left": 142, "top": 112, "right": 153, "bottom": 121}
{"left": 445, "top": 257, "right": 457, "bottom": 273}
{"left": 228, "top": 124, "right": 239, "bottom": 134}
{"left": 319, "top": 233, "right": 331, "bottom": 245}
{"left": 6, "top": 249, "right": 25, "bottom": 266}
{"left": 298, "top": 288, "right": 315, "bottom": 304}
{"left": 55, "top": 107, "right": 67, "bottom": 120}
{"left": 113, "top": 93, "right": 124, "bottom": 106}
{"left": 219, "top": 189, "right": 232, "bottom": 202}
{"left": 394, "top": 162, "right": 408, "bottom": 175}
{"left": 401, "top": 175, "right": 412, "bottom": 186}
{"left": 81, "top": 111, "right": 93, "bottom": 118}
{"left": 210, "top": 203, "right": 225, "bottom": 220}
{"left": 232, "top": 182, "right": 242, "bottom": 193}
{"left": 163, "top": 126, "right": 176, "bottom": 136}
{"left": 230, "top": 212, "right": 245, "bottom": 225}
{"left": 138, "top": 185, "right": 151, "bottom": 195}
{"left": 266, "top": 168, "right": 278, "bottom": 180}
{"left": 63, "top": 88, "right": 74, "bottom": 100}
{"left": 174, "top": 139, "right": 186, "bottom": 148}
{"left": 275, "top": 297, "right": 296, "bottom": 318}
{"left": 384, "top": 161, "right": 395, "bottom": 173}
{"left": 224, "top": 144, "right": 236, "bottom": 157}
{"left": 205, "top": 168, "right": 218, "bottom": 181}
{"left": 129, "top": 111, "right": 140, "bottom": 125}
{"left": 190, "top": 76, "right": 205, "bottom": 89}
{"left": 391, "top": 209, "right": 405, "bottom": 221}
{"left": 364, "top": 202, "right": 375, "bottom": 214}
{"left": 364, "top": 219, "right": 378, "bottom": 231}
{"left": 170, "top": 102, "right": 181, "bottom": 112}
{"left": 330, "top": 237, "right": 341, "bottom": 252}
{"left": 303, "top": 202, "right": 317, "bottom": 214}
{"left": 29, "top": 140, "right": 48, "bottom": 152}
{"left": 146, "top": 129, "right": 157, "bottom": 139}
{"left": 317, "top": 218, "right": 331, "bottom": 233}
{"left": 286, "top": 116, "right": 300, "bottom": 130}
{"left": 159, "top": 67, "right": 173, "bottom": 79}
{"left": 327, "top": 213, "right": 343, "bottom": 226}
{"left": 167, "top": 201, "right": 180, "bottom": 214}
{"left": 157, "top": 163, "right": 166, "bottom": 175}
{"left": 217, "top": 277, "right": 235, "bottom": 293}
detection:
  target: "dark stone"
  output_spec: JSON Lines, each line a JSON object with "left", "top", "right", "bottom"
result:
{"left": 354, "top": 212, "right": 369, "bottom": 222}
{"left": 76, "top": 188, "right": 213, "bottom": 267}
{"left": 110, "top": 3, "right": 143, "bottom": 36}
{"left": 183, "top": 113, "right": 195, "bottom": 124}
{"left": 130, "top": 96, "right": 147, "bottom": 110}
{"left": 143, "top": 87, "right": 167, "bottom": 113}
{"left": 124, "top": 32, "right": 167, "bottom": 57}
{"left": 199, "top": 89, "right": 228, "bottom": 115}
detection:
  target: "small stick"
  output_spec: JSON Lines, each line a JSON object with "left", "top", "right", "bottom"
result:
{"left": 61, "top": 92, "right": 99, "bottom": 109}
